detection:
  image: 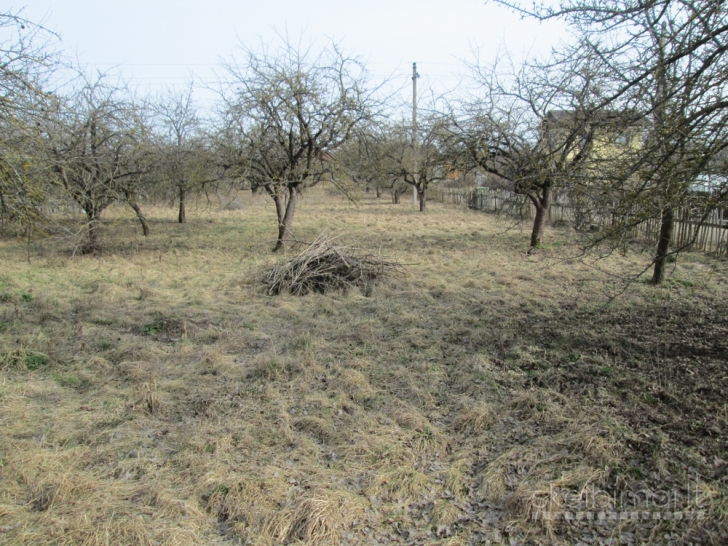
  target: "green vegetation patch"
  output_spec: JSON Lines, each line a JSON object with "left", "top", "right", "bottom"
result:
{"left": 0, "top": 350, "right": 49, "bottom": 370}
{"left": 51, "top": 373, "right": 91, "bottom": 390}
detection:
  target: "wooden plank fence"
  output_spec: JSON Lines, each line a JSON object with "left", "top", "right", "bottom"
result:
{"left": 427, "top": 187, "right": 728, "bottom": 255}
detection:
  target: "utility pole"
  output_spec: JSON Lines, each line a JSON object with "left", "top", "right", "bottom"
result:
{"left": 412, "top": 62, "right": 419, "bottom": 206}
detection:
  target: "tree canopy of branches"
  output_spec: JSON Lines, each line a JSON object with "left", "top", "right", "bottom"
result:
{"left": 336, "top": 125, "right": 412, "bottom": 203}
{"left": 221, "top": 39, "right": 378, "bottom": 251}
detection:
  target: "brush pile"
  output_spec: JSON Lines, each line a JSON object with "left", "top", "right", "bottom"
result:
{"left": 263, "top": 234, "right": 401, "bottom": 296}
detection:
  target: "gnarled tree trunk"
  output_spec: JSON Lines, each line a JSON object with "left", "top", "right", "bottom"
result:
{"left": 528, "top": 185, "right": 551, "bottom": 248}
{"left": 125, "top": 191, "right": 150, "bottom": 236}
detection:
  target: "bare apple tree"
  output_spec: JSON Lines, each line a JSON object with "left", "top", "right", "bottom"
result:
{"left": 380, "top": 114, "right": 458, "bottom": 212}
{"left": 449, "top": 55, "right": 617, "bottom": 248}
{"left": 221, "top": 39, "right": 379, "bottom": 251}
{"left": 44, "top": 74, "right": 151, "bottom": 253}
{"left": 336, "top": 124, "right": 417, "bottom": 204}
{"left": 152, "top": 85, "right": 222, "bottom": 223}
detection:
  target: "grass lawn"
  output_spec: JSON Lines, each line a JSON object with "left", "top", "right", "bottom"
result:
{"left": 1, "top": 188, "right": 727, "bottom": 544}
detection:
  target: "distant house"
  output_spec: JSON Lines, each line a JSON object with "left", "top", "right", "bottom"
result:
{"left": 541, "top": 109, "right": 647, "bottom": 162}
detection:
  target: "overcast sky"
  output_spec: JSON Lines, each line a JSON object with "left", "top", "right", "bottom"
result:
{"left": 18, "top": 0, "right": 568, "bottom": 106}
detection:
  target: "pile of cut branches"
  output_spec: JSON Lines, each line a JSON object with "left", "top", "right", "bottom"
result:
{"left": 263, "top": 234, "right": 402, "bottom": 296}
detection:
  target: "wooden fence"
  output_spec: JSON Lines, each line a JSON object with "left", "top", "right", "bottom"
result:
{"left": 427, "top": 187, "right": 728, "bottom": 255}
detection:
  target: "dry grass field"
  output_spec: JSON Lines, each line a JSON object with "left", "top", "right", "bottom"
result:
{"left": 1, "top": 189, "right": 727, "bottom": 545}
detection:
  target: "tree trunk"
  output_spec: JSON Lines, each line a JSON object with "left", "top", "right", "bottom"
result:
{"left": 418, "top": 185, "right": 426, "bottom": 212}
{"left": 82, "top": 206, "right": 102, "bottom": 254}
{"left": 178, "top": 186, "right": 186, "bottom": 223}
{"left": 252, "top": 186, "right": 260, "bottom": 196}
{"left": 375, "top": 186, "right": 381, "bottom": 198}
{"left": 392, "top": 190, "right": 401, "bottom": 204}
{"left": 272, "top": 186, "right": 298, "bottom": 252}
{"left": 126, "top": 192, "right": 150, "bottom": 236}
{"left": 529, "top": 186, "right": 551, "bottom": 248}
{"left": 651, "top": 207, "right": 674, "bottom": 284}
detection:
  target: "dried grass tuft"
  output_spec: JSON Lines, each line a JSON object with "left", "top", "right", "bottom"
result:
{"left": 455, "top": 402, "right": 496, "bottom": 433}
{"left": 133, "top": 375, "right": 162, "bottom": 414}
{"left": 506, "top": 483, "right": 562, "bottom": 537}
{"left": 695, "top": 482, "right": 728, "bottom": 527}
{"left": 343, "top": 432, "right": 413, "bottom": 468}
{"left": 445, "top": 457, "right": 472, "bottom": 501}
{"left": 369, "top": 465, "right": 432, "bottom": 500}
{"left": 267, "top": 490, "right": 363, "bottom": 545}
{"left": 431, "top": 498, "right": 461, "bottom": 526}
{"left": 407, "top": 423, "right": 447, "bottom": 455}
{"left": 293, "top": 416, "right": 335, "bottom": 443}
{"left": 393, "top": 407, "right": 428, "bottom": 430}
{"left": 577, "top": 429, "right": 620, "bottom": 468}
{"left": 339, "top": 368, "right": 375, "bottom": 402}
{"left": 263, "top": 233, "right": 402, "bottom": 296}
{"left": 479, "top": 465, "right": 507, "bottom": 501}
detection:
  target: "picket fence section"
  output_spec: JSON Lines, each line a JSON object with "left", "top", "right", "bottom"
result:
{"left": 427, "top": 187, "right": 728, "bottom": 255}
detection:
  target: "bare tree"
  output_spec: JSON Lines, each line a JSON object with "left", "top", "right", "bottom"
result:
{"left": 221, "top": 38, "right": 379, "bottom": 251}
{"left": 152, "top": 85, "right": 221, "bottom": 223}
{"left": 44, "top": 74, "right": 151, "bottom": 253}
{"left": 451, "top": 56, "right": 613, "bottom": 247}
{"left": 597, "top": 2, "right": 726, "bottom": 283}
{"left": 380, "top": 114, "right": 458, "bottom": 212}
{"left": 336, "top": 124, "right": 415, "bottom": 203}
